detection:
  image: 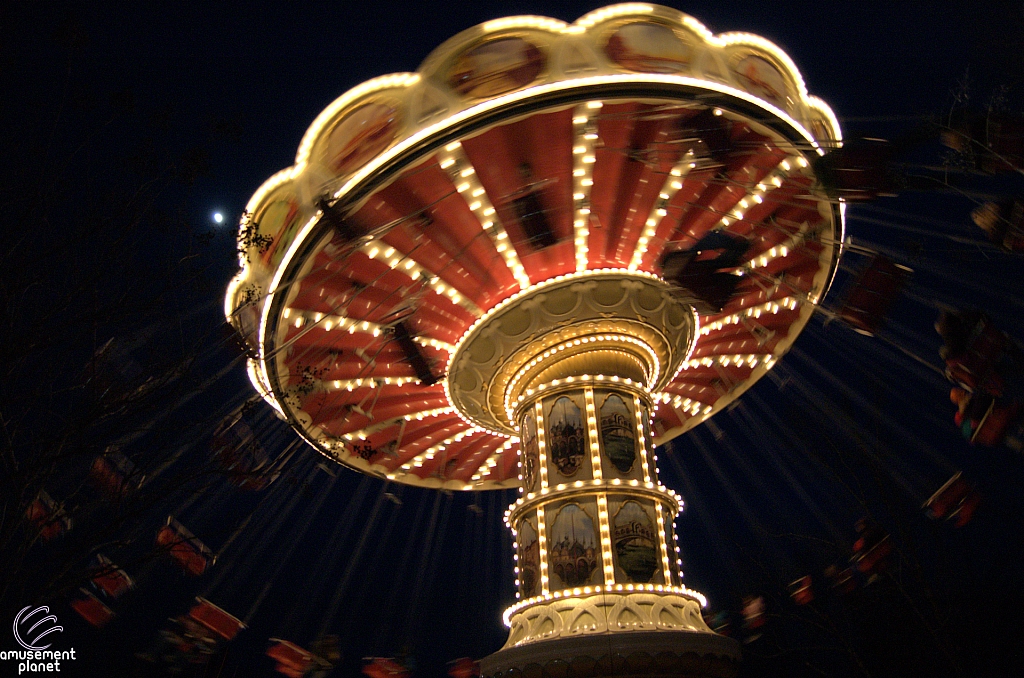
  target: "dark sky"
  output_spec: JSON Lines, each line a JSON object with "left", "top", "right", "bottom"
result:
{"left": 4, "top": 2, "right": 1024, "bottom": 677}
{"left": 8, "top": 0, "right": 1017, "bottom": 224}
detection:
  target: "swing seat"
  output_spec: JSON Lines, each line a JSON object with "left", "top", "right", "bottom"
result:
{"left": 161, "top": 622, "right": 220, "bottom": 670}
{"left": 83, "top": 337, "right": 143, "bottom": 403}
{"left": 972, "top": 200, "right": 1024, "bottom": 252}
{"left": 212, "top": 417, "right": 271, "bottom": 490}
{"left": 392, "top": 322, "right": 438, "bottom": 386}
{"left": 25, "top": 491, "right": 71, "bottom": 541}
{"left": 664, "top": 271, "right": 745, "bottom": 314}
{"left": 923, "top": 472, "right": 980, "bottom": 526}
{"left": 853, "top": 534, "right": 891, "bottom": 576}
{"left": 825, "top": 565, "right": 857, "bottom": 595}
{"left": 837, "top": 255, "right": 910, "bottom": 336}
{"left": 708, "top": 610, "right": 732, "bottom": 636}
{"left": 188, "top": 598, "right": 245, "bottom": 642}
{"left": 90, "top": 555, "right": 133, "bottom": 598}
{"left": 788, "top": 576, "right": 814, "bottom": 605}
{"left": 90, "top": 453, "right": 143, "bottom": 500}
{"left": 972, "top": 398, "right": 1022, "bottom": 447}
{"left": 946, "top": 112, "right": 1024, "bottom": 174}
{"left": 984, "top": 115, "right": 1024, "bottom": 171}
{"left": 268, "top": 639, "right": 316, "bottom": 677}
{"left": 71, "top": 589, "right": 116, "bottom": 628}
{"left": 363, "top": 657, "right": 410, "bottom": 678}
{"left": 660, "top": 232, "right": 751, "bottom": 314}
{"left": 510, "top": 187, "right": 558, "bottom": 250}
{"left": 741, "top": 596, "right": 765, "bottom": 629}
{"left": 944, "top": 318, "right": 1010, "bottom": 395}
{"left": 813, "top": 138, "right": 900, "bottom": 201}
{"left": 276, "top": 665, "right": 307, "bottom": 678}
{"left": 157, "top": 517, "right": 215, "bottom": 576}
{"left": 448, "top": 657, "right": 480, "bottom": 678}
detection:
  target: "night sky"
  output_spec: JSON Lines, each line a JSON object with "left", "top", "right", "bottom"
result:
{"left": 3, "top": 2, "right": 1024, "bottom": 677}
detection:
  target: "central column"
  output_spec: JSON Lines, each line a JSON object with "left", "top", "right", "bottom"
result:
{"left": 502, "top": 377, "right": 710, "bottom": 646}
{"left": 445, "top": 272, "right": 739, "bottom": 675}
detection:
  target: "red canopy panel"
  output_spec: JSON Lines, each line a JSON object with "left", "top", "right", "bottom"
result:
{"left": 305, "top": 390, "right": 451, "bottom": 433}
{"left": 452, "top": 437, "right": 509, "bottom": 481}
{"left": 462, "top": 109, "right": 576, "bottom": 283}
{"left": 413, "top": 433, "right": 493, "bottom": 478}
{"left": 390, "top": 421, "right": 476, "bottom": 466}
{"left": 283, "top": 344, "right": 448, "bottom": 384}
{"left": 594, "top": 105, "right": 689, "bottom": 267}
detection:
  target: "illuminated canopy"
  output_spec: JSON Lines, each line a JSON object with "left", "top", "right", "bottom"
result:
{"left": 226, "top": 3, "right": 843, "bottom": 490}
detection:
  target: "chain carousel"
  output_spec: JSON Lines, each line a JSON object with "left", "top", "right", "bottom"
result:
{"left": 225, "top": 4, "right": 843, "bottom": 676}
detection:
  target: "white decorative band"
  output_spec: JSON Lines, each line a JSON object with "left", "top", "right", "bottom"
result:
{"left": 503, "top": 591, "right": 712, "bottom": 648}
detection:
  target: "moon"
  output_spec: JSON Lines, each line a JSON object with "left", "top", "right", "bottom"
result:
{"left": 212, "top": 212, "right": 224, "bottom": 224}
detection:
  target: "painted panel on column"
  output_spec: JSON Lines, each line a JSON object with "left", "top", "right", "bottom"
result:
{"left": 548, "top": 503, "right": 600, "bottom": 588}
{"left": 639, "top": 403, "right": 656, "bottom": 479}
{"left": 518, "top": 518, "right": 540, "bottom": 598}
{"left": 612, "top": 500, "right": 659, "bottom": 584}
{"left": 599, "top": 393, "right": 637, "bottom": 475}
{"left": 521, "top": 410, "right": 539, "bottom": 492}
{"left": 546, "top": 395, "right": 587, "bottom": 481}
